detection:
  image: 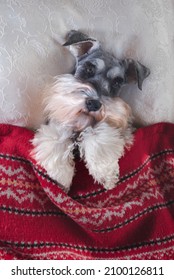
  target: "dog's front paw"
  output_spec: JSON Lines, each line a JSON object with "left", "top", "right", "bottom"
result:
{"left": 95, "top": 161, "right": 120, "bottom": 190}
{"left": 79, "top": 123, "right": 124, "bottom": 191}
{"left": 31, "top": 123, "right": 75, "bottom": 192}
{"left": 102, "top": 170, "right": 120, "bottom": 190}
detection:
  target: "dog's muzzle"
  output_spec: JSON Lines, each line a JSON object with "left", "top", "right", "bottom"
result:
{"left": 86, "top": 99, "right": 102, "bottom": 112}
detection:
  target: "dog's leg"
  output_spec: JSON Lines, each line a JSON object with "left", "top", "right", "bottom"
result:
{"left": 31, "top": 122, "right": 75, "bottom": 192}
{"left": 79, "top": 123, "right": 127, "bottom": 190}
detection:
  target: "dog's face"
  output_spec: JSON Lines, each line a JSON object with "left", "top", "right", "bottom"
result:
{"left": 63, "top": 30, "right": 150, "bottom": 98}
{"left": 43, "top": 74, "right": 132, "bottom": 132}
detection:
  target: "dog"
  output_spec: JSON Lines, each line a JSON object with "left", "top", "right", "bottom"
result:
{"left": 31, "top": 30, "right": 150, "bottom": 193}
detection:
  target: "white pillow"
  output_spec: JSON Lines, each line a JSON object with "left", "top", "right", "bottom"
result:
{"left": 0, "top": 0, "right": 174, "bottom": 128}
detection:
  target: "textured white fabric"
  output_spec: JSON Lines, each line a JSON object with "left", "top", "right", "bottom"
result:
{"left": 0, "top": 0, "right": 174, "bottom": 128}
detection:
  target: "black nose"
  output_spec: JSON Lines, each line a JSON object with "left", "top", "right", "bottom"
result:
{"left": 86, "top": 99, "right": 102, "bottom": 112}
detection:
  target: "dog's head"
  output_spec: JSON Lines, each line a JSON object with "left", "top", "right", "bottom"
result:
{"left": 63, "top": 30, "right": 150, "bottom": 97}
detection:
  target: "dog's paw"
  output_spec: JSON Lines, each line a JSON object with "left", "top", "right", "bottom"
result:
{"left": 31, "top": 123, "right": 75, "bottom": 192}
{"left": 49, "top": 168, "right": 73, "bottom": 193}
{"left": 79, "top": 123, "right": 124, "bottom": 191}
{"left": 85, "top": 157, "right": 120, "bottom": 191}
{"left": 103, "top": 172, "right": 119, "bottom": 190}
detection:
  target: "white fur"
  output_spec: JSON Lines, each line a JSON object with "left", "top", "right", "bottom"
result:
{"left": 31, "top": 75, "right": 133, "bottom": 192}
{"left": 32, "top": 121, "right": 75, "bottom": 193}
{"left": 79, "top": 122, "right": 132, "bottom": 189}
{"left": 32, "top": 120, "right": 133, "bottom": 191}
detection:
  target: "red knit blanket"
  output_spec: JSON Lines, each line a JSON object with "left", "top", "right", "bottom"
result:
{"left": 0, "top": 123, "right": 174, "bottom": 260}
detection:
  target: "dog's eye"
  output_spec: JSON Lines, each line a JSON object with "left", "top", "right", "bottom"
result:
{"left": 112, "top": 76, "right": 124, "bottom": 88}
{"left": 85, "top": 62, "right": 96, "bottom": 77}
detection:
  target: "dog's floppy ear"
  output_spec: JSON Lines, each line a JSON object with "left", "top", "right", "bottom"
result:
{"left": 123, "top": 59, "right": 150, "bottom": 90}
{"left": 63, "top": 30, "right": 100, "bottom": 58}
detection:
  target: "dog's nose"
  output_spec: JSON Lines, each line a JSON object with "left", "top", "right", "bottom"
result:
{"left": 86, "top": 99, "right": 102, "bottom": 112}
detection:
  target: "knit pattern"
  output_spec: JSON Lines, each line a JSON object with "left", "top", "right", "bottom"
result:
{"left": 0, "top": 123, "right": 174, "bottom": 259}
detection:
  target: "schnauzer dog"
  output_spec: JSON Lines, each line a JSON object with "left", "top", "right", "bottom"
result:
{"left": 31, "top": 30, "right": 150, "bottom": 192}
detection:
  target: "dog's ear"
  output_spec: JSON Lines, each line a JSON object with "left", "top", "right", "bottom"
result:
{"left": 123, "top": 59, "right": 150, "bottom": 90}
{"left": 63, "top": 30, "right": 100, "bottom": 58}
